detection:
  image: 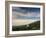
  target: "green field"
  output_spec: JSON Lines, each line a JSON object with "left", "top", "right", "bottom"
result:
{"left": 12, "top": 21, "right": 40, "bottom": 31}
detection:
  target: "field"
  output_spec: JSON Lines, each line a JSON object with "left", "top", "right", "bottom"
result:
{"left": 12, "top": 21, "right": 40, "bottom": 31}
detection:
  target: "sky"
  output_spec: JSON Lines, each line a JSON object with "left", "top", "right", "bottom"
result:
{"left": 12, "top": 7, "right": 40, "bottom": 20}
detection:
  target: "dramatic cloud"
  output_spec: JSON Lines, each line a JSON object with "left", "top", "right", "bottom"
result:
{"left": 12, "top": 7, "right": 40, "bottom": 19}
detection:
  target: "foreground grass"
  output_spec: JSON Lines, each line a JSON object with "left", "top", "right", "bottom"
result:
{"left": 12, "top": 21, "right": 40, "bottom": 31}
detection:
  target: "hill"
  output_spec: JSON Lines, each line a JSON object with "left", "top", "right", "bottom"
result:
{"left": 12, "top": 21, "right": 40, "bottom": 31}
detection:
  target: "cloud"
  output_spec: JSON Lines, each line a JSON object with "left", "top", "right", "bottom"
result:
{"left": 12, "top": 7, "right": 40, "bottom": 14}
{"left": 12, "top": 11, "right": 40, "bottom": 19}
{"left": 12, "top": 7, "right": 27, "bottom": 13}
{"left": 12, "top": 7, "right": 40, "bottom": 19}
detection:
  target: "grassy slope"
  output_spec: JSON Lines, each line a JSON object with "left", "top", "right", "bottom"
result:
{"left": 12, "top": 21, "right": 40, "bottom": 31}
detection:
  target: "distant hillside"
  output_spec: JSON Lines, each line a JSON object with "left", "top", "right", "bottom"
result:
{"left": 12, "top": 21, "right": 40, "bottom": 31}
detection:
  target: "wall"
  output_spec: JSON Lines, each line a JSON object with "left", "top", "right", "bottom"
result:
{"left": 0, "top": 0, "right": 46, "bottom": 38}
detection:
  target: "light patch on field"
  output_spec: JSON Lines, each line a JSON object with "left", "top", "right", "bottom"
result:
{"left": 12, "top": 19, "right": 39, "bottom": 26}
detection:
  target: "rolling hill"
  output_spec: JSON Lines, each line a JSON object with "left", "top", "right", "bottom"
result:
{"left": 12, "top": 21, "right": 40, "bottom": 31}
